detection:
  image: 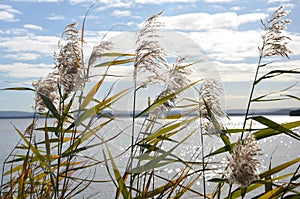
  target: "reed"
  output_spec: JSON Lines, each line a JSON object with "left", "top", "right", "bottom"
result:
{"left": 1, "top": 5, "right": 299, "bottom": 199}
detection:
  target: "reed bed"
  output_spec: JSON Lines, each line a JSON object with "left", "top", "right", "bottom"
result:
{"left": 1, "top": 5, "right": 300, "bottom": 199}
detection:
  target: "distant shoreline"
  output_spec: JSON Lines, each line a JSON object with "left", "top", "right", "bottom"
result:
{"left": 1, "top": 108, "right": 299, "bottom": 119}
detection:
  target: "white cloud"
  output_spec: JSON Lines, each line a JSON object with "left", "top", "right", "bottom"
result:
{"left": 267, "top": 0, "right": 290, "bottom": 3}
{"left": 23, "top": 24, "right": 43, "bottom": 31}
{"left": 135, "top": 0, "right": 196, "bottom": 4}
{"left": 0, "top": 4, "right": 21, "bottom": 22}
{"left": 112, "top": 10, "right": 132, "bottom": 17}
{"left": 213, "top": 60, "right": 300, "bottom": 83}
{"left": 204, "top": 0, "right": 233, "bottom": 3}
{"left": 10, "top": 0, "right": 62, "bottom": 2}
{"left": 46, "top": 14, "right": 66, "bottom": 20}
{"left": 186, "top": 29, "right": 300, "bottom": 62}
{"left": 3, "top": 53, "right": 41, "bottom": 61}
{"left": 0, "top": 62, "right": 54, "bottom": 78}
{"left": 160, "top": 12, "right": 267, "bottom": 30}
{"left": 230, "top": 6, "right": 243, "bottom": 11}
{"left": 0, "top": 28, "right": 29, "bottom": 35}
{"left": 0, "top": 35, "right": 58, "bottom": 55}
{"left": 0, "top": 11, "right": 15, "bottom": 21}
{"left": 71, "top": 0, "right": 131, "bottom": 8}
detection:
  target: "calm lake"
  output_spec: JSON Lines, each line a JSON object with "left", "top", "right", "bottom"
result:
{"left": 1, "top": 116, "right": 299, "bottom": 198}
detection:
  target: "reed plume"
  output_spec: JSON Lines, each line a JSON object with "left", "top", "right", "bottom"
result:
{"left": 55, "top": 22, "right": 83, "bottom": 95}
{"left": 32, "top": 71, "right": 59, "bottom": 112}
{"left": 134, "top": 11, "right": 168, "bottom": 86}
{"left": 227, "top": 134, "right": 261, "bottom": 186}
{"left": 199, "top": 79, "right": 226, "bottom": 134}
{"left": 150, "top": 57, "right": 191, "bottom": 117}
{"left": 260, "top": 6, "right": 292, "bottom": 58}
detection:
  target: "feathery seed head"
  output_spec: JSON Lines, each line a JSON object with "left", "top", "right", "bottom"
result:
{"left": 32, "top": 72, "right": 59, "bottom": 112}
{"left": 134, "top": 12, "right": 168, "bottom": 83}
{"left": 55, "top": 22, "right": 83, "bottom": 95}
{"left": 259, "top": 6, "right": 292, "bottom": 58}
{"left": 227, "top": 134, "right": 261, "bottom": 186}
{"left": 149, "top": 58, "right": 191, "bottom": 118}
{"left": 199, "top": 79, "right": 226, "bottom": 119}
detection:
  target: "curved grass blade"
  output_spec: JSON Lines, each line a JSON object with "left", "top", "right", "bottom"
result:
{"left": 207, "top": 119, "right": 300, "bottom": 157}
{"left": 259, "top": 157, "right": 300, "bottom": 179}
{"left": 254, "top": 69, "right": 300, "bottom": 85}
{"left": 135, "top": 81, "right": 200, "bottom": 118}
{"left": 75, "top": 88, "right": 128, "bottom": 126}
{"left": 258, "top": 185, "right": 284, "bottom": 199}
{"left": 39, "top": 93, "right": 60, "bottom": 119}
{"left": 94, "top": 58, "right": 134, "bottom": 67}
{"left": 129, "top": 130, "right": 195, "bottom": 174}
{"left": 104, "top": 143, "right": 129, "bottom": 199}
{"left": 251, "top": 116, "right": 300, "bottom": 141}
{"left": 141, "top": 116, "right": 198, "bottom": 143}
{"left": 80, "top": 77, "right": 105, "bottom": 109}
{"left": 1, "top": 87, "right": 35, "bottom": 91}
{"left": 12, "top": 124, "right": 50, "bottom": 172}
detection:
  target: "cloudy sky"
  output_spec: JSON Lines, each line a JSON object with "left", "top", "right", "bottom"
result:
{"left": 0, "top": 0, "right": 300, "bottom": 112}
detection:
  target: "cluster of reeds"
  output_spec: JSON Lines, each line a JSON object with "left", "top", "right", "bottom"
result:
{"left": 1, "top": 5, "right": 300, "bottom": 199}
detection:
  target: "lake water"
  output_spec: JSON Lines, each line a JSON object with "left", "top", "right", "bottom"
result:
{"left": 0, "top": 116, "right": 299, "bottom": 198}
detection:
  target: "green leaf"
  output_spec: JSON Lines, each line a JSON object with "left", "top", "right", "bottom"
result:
{"left": 13, "top": 124, "right": 50, "bottom": 172}
{"left": 259, "top": 157, "right": 300, "bottom": 179}
{"left": 207, "top": 119, "right": 300, "bottom": 157}
{"left": 100, "top": 52, "right": 135, "bottom": 57}
{"left": 94, "top": 58, "right": 134, "bottom": 67}
{"left": 105, "top": 144, "right": 129, "bottom": 199}
{"left": 80, "top": 77, "right": 104, "bottom": 109}
{"left": 255, "top": 69, "right": 300, "bottom": 85}
{"left": 1, "top": 87, "right": 35, "bottom": 91}
{"left": 135, "top": 81, "right": 200, "bottom": 118}
{"left": 75, "top": 88, "right": 128, "bottom": 125}
{"left": 141, "top": 116, "right": 198, "bottom": 143}
{"left": 129, "top": 130, "right": 195, "bottom": 174}
{"left": 251, "top": 116, "right": 300, "bottom": 141}
{"left": 39, "top": 93, "right": 60, "bottom": 119}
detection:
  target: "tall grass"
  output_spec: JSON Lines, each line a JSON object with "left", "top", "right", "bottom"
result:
{"left": 1, "top": 5, "right": 300, "bottom": 199}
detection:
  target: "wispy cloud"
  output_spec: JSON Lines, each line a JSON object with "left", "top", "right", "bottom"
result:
{"left": 3, "top": 53, "right": 41, "bottom": 61}
{"left": 135, "top": 0, "right": 196, "bottom": 4}
{"left": 0, "top": 62, "right": 54, "bottom": 78}
{"left": 230, "top": 6, "right": 244, "bottom": 11}
{"left": 71, "top": 0, "right": 131, "bottom": 8}
{"left": 112, "top": 10, "right": 132, "bottom": 17}
{"left": 0, "top": 4, "right": 21, "bottom": 22}
{"left": 23, "top": 24, "right": 43, "bottom": 31}
{"left": 160, "top": 12, "right": 267, "bottom": 30}
{"left": 0, "top": 35, "right": 58, "bottom": 54}
{"left": 267, "top": 0, "right": 290, "bottom": 3}
{"left": 46, "top": 13, "right": 66, "bottom": 20}
{"left": 9, "top": 0, "right": 62, "bottom": 2}
{"left": 204, "top": 0, "right": 233, "bottom": 3}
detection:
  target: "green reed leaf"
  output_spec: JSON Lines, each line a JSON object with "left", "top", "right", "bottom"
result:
{"left": 255, "top": 69, "right": 300, "bottom": 85}
{"left": 94, "top": 58, "right": 134, "bottom": 67}
{"left": 80, "top": 77, "right": 104, "bottom": 109}
{"left": 130, "top": 130, "right": 194, "bottom": 174}
{"left": 1, "top": 87, "right": 35, "bottom": 91}
{"left": 104, "top": 144, "right": 129, "bottom": 199}
{"left": 135, "top": 81, "right": 200, "bottom": 118}
{"left": 251, "top": 116, "right": 300, "bottom": 141}
{"left": 259, "top": 157, "right": 300, "bottom": 179}
{"left": 39, "top": 93, "right": 60, "bottom": 119}
{"left": 75, "top": 88, "right": 128, "bottom": 125}
{"left": 133, "top": 175, "right": 187, "bottom": 199}
{"left": 141, "top": 116, "right": 198, "bottom": 143}
{"left": 100, "top": 52, "right": 135, "bottom": 57}
{"left": 207, "top": 119, "right": 300, "bottom": 157}
{"left": 13, "top": 125, "right": 50, "bottom": 172}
